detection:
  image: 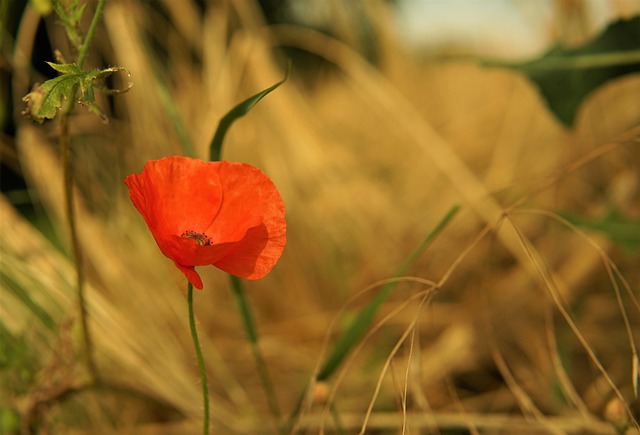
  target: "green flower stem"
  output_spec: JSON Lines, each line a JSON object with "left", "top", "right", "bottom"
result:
{"left": 188, "top": 282, "right": 210, "bottom": 435}
{"left": 229, "top": 275, "right": 283, "bottom": 433}
{"left": 77, "top": 0, "right": 107, "bottom": 69}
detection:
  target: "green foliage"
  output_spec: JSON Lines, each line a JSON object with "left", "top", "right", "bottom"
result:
{"left": 1, "top": 273, "right": 56, "bottom": 331}
{"left": 0, "top": 406, "right": 20, "bottom": 435}
{"left": 486, "top": 16, "right": 640, "bottom": 126}
{"left": 316, "top": 205, "right": 459, "bottom": 381}
{"left": 22, "top": 63, "right": 131, "bottom": 124}
{"left": 0, "top": 322, "right": 40, "bottom": 396}
{"left": 209, "top": 64, "right": 290, "bottom": 161}
{"left": 206, "top": 71, "right": 292, "bottom": 431}
{"left": 559, "top": 208, "right": 640, "bottom": 252}
{"left": 285, "top": 206, "right": 459, "bottom": 430}
{"left": 53, "top": 0, "right": 87, "bottom": 48}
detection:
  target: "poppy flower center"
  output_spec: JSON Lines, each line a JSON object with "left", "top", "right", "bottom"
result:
{"left": 181, "top": 230, "right": 212, "bottom": 246}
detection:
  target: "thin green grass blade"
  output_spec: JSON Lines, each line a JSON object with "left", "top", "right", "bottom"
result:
{"left": 228, "top": 275, "right": 258, "bottom": 343}
{"left": 1, "top": 272, "right": 56, "bottom": 331}
{"left": 316, "top": 204, "right": 459, "bottom": 381}
{"left": 209, "top": 65, "right": 289, "bottom": 432}
{"left": 330, "top": 403, "right": 346, "bottom": 435}
{"left": 229, "top": 275, "right": 283, "bottom": 433}
{"left": 285, "top": 205, "right": 459, "bottom": 431}
{"left": 209, "top": 64, "right": 290, "bottom": 162}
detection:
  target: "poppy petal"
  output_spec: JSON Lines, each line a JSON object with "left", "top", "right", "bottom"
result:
{"left": 125, "top": 156, "right": 286, "bottom": 288}
{"left": 210, "top": 162, "right": 286, "bottom": 279}
{"left": 174, "top": 262, "right": 204, "bottom": 290}
{"left": 214, "top": 222, "right": 286, "bottom": 279}
{"left": 160, "top": 234, "right": 231, "bottom": 268}
{"left": 125, "top": 156, "right": 224, "bottom": 237}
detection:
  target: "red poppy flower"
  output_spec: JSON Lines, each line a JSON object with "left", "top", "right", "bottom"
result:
{"left": 125, "top": 156, "right": 286, "bottom": 289}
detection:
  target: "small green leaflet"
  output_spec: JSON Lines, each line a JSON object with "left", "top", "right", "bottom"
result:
{"left": 485, "top": 16, "right": 640, "bottom": 127}
{"left": 22, "top": 62, "right": 131, "bottom": 124}
{"left": 559, "top": 208, "right": 640, "bottom": 252}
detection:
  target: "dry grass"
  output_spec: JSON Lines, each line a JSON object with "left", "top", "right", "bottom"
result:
{"left": 3, "top": 0, "right": 640, "bottom": 434}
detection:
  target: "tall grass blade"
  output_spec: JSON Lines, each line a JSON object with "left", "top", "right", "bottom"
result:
{"left": 229, "top": 275, "right": 283, "bottom": 432}
{"left": 209, "top": 63, "right": 290, "bottom": 162}
{"left": 287, "top": 205, "right": 459, "bottom": 431}
{"left": 317, "top": 205, "right": 459, "bottom": 381}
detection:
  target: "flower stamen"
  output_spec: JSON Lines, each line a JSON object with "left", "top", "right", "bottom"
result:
{"left": 181, "top": 230, "right": 212, "bottom": 246}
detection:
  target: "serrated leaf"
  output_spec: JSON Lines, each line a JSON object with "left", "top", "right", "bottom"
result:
{"left": 559, "top": 208, "right": 640, "bottom": 252}
{"left": 46, "top": 61, "right": 82, "bottom": 75}
{"left": 485, "top": 16, "right": 640, "bottom": 126}
{"left": 22, "top": 64, "right": 131, "bottom": 123}
{"left": 22, "top": 74, "right": 82, "bottom": 123}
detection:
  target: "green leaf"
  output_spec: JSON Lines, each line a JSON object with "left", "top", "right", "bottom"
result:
{"left": 558, "top": 208, "right": 640, "bottom": 252}
{"left": 286, "top": 206, "right": 459, "bottom": 431}
{"left": 315, "top": 205, "right": 459, "bottom": 381}
{"left": 485, "top": 16, "right": 640, "bottom": 126}
{"left": 209, "top": 64, "right": 290, "bottom": 162}
{"left": 46, "top": 61, "right": 82, "bottom": 75}
{"left": 228, "top": 275, "right": 259, "bottom": 343}
{"left": 22, "top": 63, "right": 131, "bottom": 123}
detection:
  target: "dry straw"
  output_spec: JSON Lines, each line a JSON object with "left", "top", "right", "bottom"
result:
{"left": 6, "top": 0, "right": 639, "bottom": 433}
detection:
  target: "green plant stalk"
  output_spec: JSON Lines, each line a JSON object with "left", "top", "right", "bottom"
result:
{"left": 188, "top": 282, "right": 210, "bottom": 435}
{"left": 77, "top": 0, "right": 106, "bottom": 69}
{"left": 316, "top": 204, "right": 459, "bottom": 381}
{"left": 206, "top": 63, "right": 289, "bottom": 433}
{"left": 59, "top": 105, "right": 98, "bottom": 382}
{"left": 56, "top": 0, "right": 108, "bottom": 384}
{"left": 286, "top": 205, "right": 459, "bottom": 431}
{"left": 229, "top": 275, "right": 283, "bottom": 433}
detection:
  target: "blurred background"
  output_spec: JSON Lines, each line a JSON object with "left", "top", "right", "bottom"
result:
{"left": 1, "top": 0, "right": 639, "bottom": 433}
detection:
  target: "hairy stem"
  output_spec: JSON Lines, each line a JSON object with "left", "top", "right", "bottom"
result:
{"left": 59, "top": 105, "right": 97, "bottom": 382}
{"left": 188, "top": 282, "right": 210, "bottom": 434}
{"left": 77, "top": 0, "right": 106, "bottom": 69}
{"left": 57, "top": 0, "right": 108, "bottom": 382}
